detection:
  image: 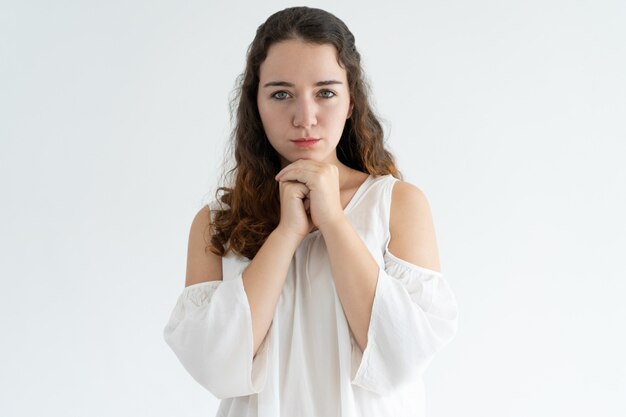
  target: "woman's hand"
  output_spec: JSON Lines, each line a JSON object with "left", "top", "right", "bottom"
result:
{"left": 275, "top": 160, "right": 344, "bottom": 234}
{"left": 275, "top": 176, "right": 315, "bottom": 240}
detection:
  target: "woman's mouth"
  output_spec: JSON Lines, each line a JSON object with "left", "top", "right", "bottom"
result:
{"left": 291, "top": 138, "right": 321, "bottom": 148}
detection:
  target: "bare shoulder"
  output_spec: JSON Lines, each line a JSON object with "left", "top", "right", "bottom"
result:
{"left": 185, "top": 205, "right": 223, "bottom": 287}
{"left": 387, "top": 180, "right": 441, "bottom": 272}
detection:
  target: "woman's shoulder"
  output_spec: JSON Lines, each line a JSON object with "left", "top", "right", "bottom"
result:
{"left": 198, "top": 198, "right": 231, "bottom": 227}
{"left": 189, "top": 198, "right": 229, "bottom": 250}
{"left": 389, "top": 178, "right": 432, "bottom": 227}
{"left": 387, "top": 178, "right": 440, "bottom": 272}
{"left": 389, "top": 178, "right": 427, "bottom": 202}
{"left": 367, "top": 173, "right": 422, "bottom": 201}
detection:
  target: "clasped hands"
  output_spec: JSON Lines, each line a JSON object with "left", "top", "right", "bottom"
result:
{"left": 275, "top": 159, "right": 346, "bottom": 237}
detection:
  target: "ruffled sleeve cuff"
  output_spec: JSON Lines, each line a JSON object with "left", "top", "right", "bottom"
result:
{"left": 163, "top": 274, "right": 272, "bottom": 399}
{"left": 350, "top": 250, "right": 458, "bottom": 395}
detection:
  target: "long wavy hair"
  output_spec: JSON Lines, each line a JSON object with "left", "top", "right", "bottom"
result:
{"left": 207, "top": 6, "right": 402, "bottom": 260}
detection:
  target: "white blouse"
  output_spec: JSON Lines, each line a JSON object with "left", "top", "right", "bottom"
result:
{"left": 163, "top": 174, "right": 459, "bottom": 417}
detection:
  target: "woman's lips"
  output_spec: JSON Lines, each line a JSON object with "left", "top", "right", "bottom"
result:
{"left": 291, "top": 138, "right": 321, "bottom": 148}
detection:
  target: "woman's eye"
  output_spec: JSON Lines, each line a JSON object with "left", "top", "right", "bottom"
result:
{"left": 271, "top": 91, "right": 289, "bottom": 100}
{"left": 319, "top": 90, "right": 336, "bottom": 99}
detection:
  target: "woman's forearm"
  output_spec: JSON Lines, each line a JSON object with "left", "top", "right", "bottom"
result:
{"left": 242, "top": 227, "right": 302, "bottom": 356}
{"left": 318, "top": 216, "right": 379, "bottom": 352}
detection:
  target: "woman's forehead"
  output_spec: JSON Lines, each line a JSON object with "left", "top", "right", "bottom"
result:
{"left": 259, "top": 40, "right": 347, "bottom": 83}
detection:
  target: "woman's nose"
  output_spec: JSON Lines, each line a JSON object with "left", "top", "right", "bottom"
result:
{"left": 292, "top": 96, "right": 318, "bottom": 128}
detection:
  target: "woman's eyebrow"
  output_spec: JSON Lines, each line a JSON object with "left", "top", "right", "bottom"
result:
{"left": 262, "top": 80, "right": 343, "bottom": 88}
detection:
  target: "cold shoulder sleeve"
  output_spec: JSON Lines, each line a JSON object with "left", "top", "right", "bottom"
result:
{"left": 350, "top": 249, "right": 459, "bottom": 395}
{"left": 163, "top": 274, "right": 272, "bottom": 399}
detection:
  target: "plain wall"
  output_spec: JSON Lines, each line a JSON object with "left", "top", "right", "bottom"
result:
{"left": 1, "top": 0, "right": 624, "bottom": 416}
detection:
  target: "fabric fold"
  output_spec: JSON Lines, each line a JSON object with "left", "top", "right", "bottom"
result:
{"left": 350, "top": 250, "right": 459, "bottom": 396}
{"left": 163, "top": 274, "right": 272, "bottom": 399}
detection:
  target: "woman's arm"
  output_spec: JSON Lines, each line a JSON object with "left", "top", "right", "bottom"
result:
{"left": 320, "top": 180, "right": 456, "bottom": 394}
{"left": 185, "top": 205, "right": 302, "bottom": 357}
{"left": 185, "top": 206, "right": 223, "bottom": 287}
{"left": 319, "top": 180, "right": 441, "bottom": 352}
{"left": 164, "top": 204, "right": 303, "bottom": 398}
{"left": 241, "top": 226, "right": 302, "bottom": 356}
{"left": 386, "top": 181, "right": 441, "bottom": 272}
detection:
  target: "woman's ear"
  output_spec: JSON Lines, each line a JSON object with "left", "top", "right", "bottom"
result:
{"left": 347, "top": 103, "right": 354, "bottom": 119}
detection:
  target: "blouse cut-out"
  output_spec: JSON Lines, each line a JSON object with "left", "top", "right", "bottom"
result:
{"left": 163, "top": 174, "right": 459, "bottom": 417}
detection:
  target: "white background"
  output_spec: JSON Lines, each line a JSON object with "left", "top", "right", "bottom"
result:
{"left": 1, "top": 0, "right": 625, "bottom": 416}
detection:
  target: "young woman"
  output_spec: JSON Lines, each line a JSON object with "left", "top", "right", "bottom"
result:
{"left": 164, "top": 6, "right": 458, "bottom": 417}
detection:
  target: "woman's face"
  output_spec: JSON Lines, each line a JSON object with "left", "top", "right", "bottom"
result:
{"left": 257, "top": 39, "right": 353, "bottom": 168}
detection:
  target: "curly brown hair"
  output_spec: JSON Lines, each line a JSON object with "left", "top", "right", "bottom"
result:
{"left": 206, "top": 6, "right": 402, "bottom": 260}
